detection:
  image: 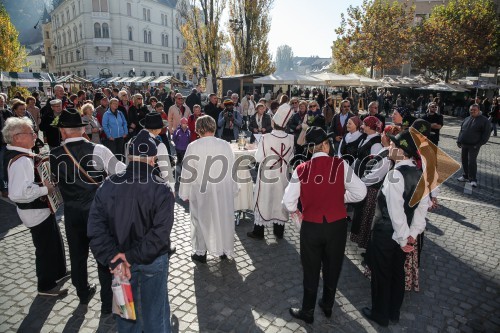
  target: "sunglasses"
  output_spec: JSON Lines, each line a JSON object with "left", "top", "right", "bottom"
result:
{"left": 309, "top": 105, "right": 318, "bottom": 108}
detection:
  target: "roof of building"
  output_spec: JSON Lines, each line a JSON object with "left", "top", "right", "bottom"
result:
{"left": 28, "top": 48, "right": 44, "bottom": 56}
{"left": 42, "top": 6, "right": 51, "bottom": 23}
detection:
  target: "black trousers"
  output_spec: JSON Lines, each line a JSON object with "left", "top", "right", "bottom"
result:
{"left": 300, "top": 218, "right": 348, "bottom": 312}
{"left": 30, "top": 214, "right": 67, "bottom": 291}
{"left": 64, "top": 205, "right": 112, "bottom": 307}
{"left": 105, "top": 137, "right": 125, "bottom": 162}
{"left": 461, "top": 145, "right": 481, "bottom": 181}
{"left": 366, "top": 226, "right": 406, "bottom": 326}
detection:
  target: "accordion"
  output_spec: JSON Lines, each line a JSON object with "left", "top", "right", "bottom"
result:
{"left": 35, "top": 155, "right": 63, "bottom": 214}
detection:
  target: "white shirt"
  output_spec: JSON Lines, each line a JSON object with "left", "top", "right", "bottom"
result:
{"left": 361, "top": 147, "right": 392, "bottom": 186}
{"left": 63, "top": 137, "right": 126, "bottom": 175}
{"left": 359, "top": 133, "right": 383, "bottom": 155}
{"left": 6, "top": 145, "right": 50, "bottom": 228}
{"left": 382, "top": 159, "right": 428, "bottom": 247}
{"left": 337, "top": 131, "right": 363, "bottom": 157}
{"left": 282, "top": 152, "right": 367, "bottom": 212}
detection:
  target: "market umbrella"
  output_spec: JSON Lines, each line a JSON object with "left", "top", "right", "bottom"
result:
{"left": 254, "top": 72, "right": 325, "bottom": 85}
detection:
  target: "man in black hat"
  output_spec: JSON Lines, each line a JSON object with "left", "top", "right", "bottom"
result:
{"left": 50, "top": 109, "right": 126, "bottom": 313}
{"left": 283, "top": 127, "right": 367, "bottom": 324}
{"left": 88, "top": 129, "right": 175, "bottom": 332}
{"left": 362, "top": 129, "right": 428, "bottom": 327}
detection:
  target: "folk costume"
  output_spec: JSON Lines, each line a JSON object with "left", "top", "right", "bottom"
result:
{"left": 283, "top": 127, "right": 367, "bottom": 324}
{"left": 248, "top": 104, "right": 294, "bottom": 240}
{"left": 179, "top": 133, "right": 238, "bottom": 262}
{"left": 5, "top": 145, "right": 68, "bottom": 295}
{"left": 363, "top": 130, "right": 428, "bottom": 327}
{"left": 50, "top": 109, "right": 126, "bottom": 311}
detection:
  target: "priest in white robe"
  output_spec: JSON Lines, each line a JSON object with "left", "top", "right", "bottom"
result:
{"left": 247, "top": 104, "right": 295, "bottom": 240}
{"left": 179, "top": 115, "right": 238, "bottom": 263}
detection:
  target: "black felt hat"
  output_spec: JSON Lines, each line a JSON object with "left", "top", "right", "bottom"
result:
{"left": 305, "top": 126, "right": 334, "bottom": 145}
{"left": 388, "top": 129, "right": 418, "bottom": 158}
{"left": 128, "top": 130, "right": 158, "bottom": 157}
{"left": 411, "top": 119, "right": 431, "bottom": 138}
{"left": 53, "top": 108, "right": 86, "bottom": 128}
{"left": 139, "top": 112, "right": 167, "bottom": 129}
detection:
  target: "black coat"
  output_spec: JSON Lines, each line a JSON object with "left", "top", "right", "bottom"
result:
{"left": 185, "top": 92, "right": 201, "bottom": 112}
{"left": 39, "top": 111, "right": 62, "bottom": 147}
{"left": 204, "top": 102, "right": 223, "bottom": 122}
{"left": 88, "top": 162, "right": 175, "bottom": 268}
{"left": 248, "top": 113, "right": 273, "bottom": 138}
{"left": 329, "top": 112, "right": 355, "bottom": 138}
{"left": 128, "top": 105, "right": 149, "bottom": 135}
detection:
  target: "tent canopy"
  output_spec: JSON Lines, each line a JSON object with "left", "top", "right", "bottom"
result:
{"left": 416, "top": 83, "right": 468, "bottom": 92}
{"left": 56, "top": 74, "right": 90, "bottom": 84}
{"left": 150, "top": 75, "right": 184, "bottom": 85}
{"left": 254, "top": 72, "right": 325, "bottom": 85}
{"left": 346, "top": 73, "right": 379, "bottom": 87}
{"left": 311, "top": 72, "right": 359, "bottom": 86}
{"left": 0, "top": 72, "right": 56, "bottom": 88}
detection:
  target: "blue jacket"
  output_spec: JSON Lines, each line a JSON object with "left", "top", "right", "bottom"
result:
{"left": 102, "top": 109, "right": 128, "bottom": 139}
{"left": 217, "top": 108, "right": 243, "bottom": 139}
{"left": 88, "top": 162, "right": 174, "bottom": 267}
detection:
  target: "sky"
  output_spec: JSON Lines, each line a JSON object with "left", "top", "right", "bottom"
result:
{"left": 266, "top": 0, "right": 364, "bottom": 58}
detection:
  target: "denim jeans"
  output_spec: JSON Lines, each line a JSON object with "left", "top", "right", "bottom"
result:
{"left": 116, "top": 254, "right": 171, "bottom": 333}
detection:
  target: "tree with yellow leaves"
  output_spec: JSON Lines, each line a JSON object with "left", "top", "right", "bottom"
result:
{"left": 0, "top": 3, "right": 27, "bottom": 72}
{"left": 412, "top": 0, "right": 500, "bottom": 82}
{"left": 331, "top": 0, "right": 414, "bottom": 78}
{"left": 179, "top": 0, "right": 226, "bottom": 93}
{"left": 227, "top": 0, "right": 275, "bottom": 75}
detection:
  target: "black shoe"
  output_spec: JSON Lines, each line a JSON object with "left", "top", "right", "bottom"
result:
{"left": 318, "top": 299, "right": 332, "bottom": 318}
{"left": 219, "top": 254, "right": 228, "bottom": 260}
{"left": 191, "top": 253, "right": 207, "bottom": 264}
{"left": 247, "top": 231, "right": 264, "bottom": 240}
{"left": 79, "top": 284, "right": 97, "bottom": 305}
{"left": 38, "top": 286, "right": 68, "bottom": 297}
{"left": 361, "top": 307, "right": 388, "bottom": 327}
{"left": 55, "top": 271, "right": 71, "bottom": 284}
{"left": 289, "top": 307, "right": 314, "bottom": 324}
{"left": 168, "top": 246, "right": 176, "bottom": 258}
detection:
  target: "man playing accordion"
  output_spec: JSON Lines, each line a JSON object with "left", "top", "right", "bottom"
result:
{"left": 2, "top": 117, "right": 68, "bottom": 296}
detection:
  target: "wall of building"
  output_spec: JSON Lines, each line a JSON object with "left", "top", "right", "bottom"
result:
{"left": 45, "top": 0, "right": 186, "bottom": 79}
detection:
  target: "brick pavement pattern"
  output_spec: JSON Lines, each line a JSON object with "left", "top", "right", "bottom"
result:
{"left": 0, "top": 116, "right": 498, "bottom": 333}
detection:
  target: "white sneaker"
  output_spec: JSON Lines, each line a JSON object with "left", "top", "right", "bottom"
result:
{"left": 469, "top": 181, "right": 477, "bottom": 187}
{"left": 457, "top": 176, "right": 468, "bottom": 182}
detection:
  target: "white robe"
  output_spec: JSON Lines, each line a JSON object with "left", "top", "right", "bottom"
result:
{"left": 179, "top": 136, "right": 238, "bottom": 256}
{"left": 253, "top": 130, "right": 294, "bottom": 226}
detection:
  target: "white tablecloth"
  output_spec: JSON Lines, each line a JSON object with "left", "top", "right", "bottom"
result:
{"left": 231, "top": 143, "right": 257, "bottom": 211}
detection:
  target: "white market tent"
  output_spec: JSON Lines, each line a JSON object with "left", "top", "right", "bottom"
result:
{"left": 311, "top": 72, "right": 359, "bottom": 86}
{"left": 150, "top": 75, "right": 184, "bottom": 86}
{"left": 135, "top": 76, "right": 155, "bottom": 84}
{"left": 0, "top": 72, "right": 56, "bottom": 88}
{"left": 346, "top": 73, "right": 380, "bottom": 87}
{"left": 415, "top": 83, "right": 469, "bottom": 92}
{"left": 253, "top": 72, "right": 325, "bottom": 85}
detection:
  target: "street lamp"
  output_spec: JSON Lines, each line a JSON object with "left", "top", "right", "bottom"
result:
{"left": 229, "top": 18, "right": 244, "bottom": 71}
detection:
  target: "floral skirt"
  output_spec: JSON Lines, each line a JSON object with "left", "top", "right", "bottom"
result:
{"left": 350, "top": 187, "right": 378, "bottom": 249}
{"left": 404, "top": 238, "right": 420, "bottom": 292}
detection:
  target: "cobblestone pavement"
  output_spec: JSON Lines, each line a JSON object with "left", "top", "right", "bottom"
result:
{"left": 0, "top": 115, "right": 498, "bottom": 333}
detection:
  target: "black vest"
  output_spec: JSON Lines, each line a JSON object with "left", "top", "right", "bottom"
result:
{"left": 353, "top": 135, "right": 381, "bottom": 177}
{"left": 50, "top": 140, "right": 106, "bottom": 210}
{"left": 373, "top": 164, "right": 422, "bottom": 231}
{"left": 340, "top": 133, "right": 365, "bottom": 166}
{"left": 3, "top": 149, "right": 48, "bottom": 210}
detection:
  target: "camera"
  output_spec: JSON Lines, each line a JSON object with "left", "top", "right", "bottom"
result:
{"left": 226, "top": 111, "right": 233, "bottom": 118}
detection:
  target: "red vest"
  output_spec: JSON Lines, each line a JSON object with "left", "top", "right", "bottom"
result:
{"left": 297, "top": 156, "right": 346, "bottom": 223}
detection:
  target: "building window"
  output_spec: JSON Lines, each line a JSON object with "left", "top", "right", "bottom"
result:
{"left": 165, "top": 54, "right": 169, "bottom": 64}
{"left": 143, "top": 8, "right": 147, "bottom": 20}
{"left": 63, "top": 32, "right": 67, "bottom": 46}
{"left": 82, "top": 48, "right": 84, "bottom": 59}
{"left": 73, "top": 27, "right": 78, "bottom": 43}
{"left": 176, "top": 73, "right": 180, "bottom": 80}
{"left": 70, "top": 52, "right": 74, "bottom": 63}
{"left": 127, "top": 3, "right": 132, "bottom": 16}
{"left": 79, "top": 23, "right": 83, "bottom": 39}
{"left": 143, "top": 30, "right": 147, "bottom": 43}
{"left": 161, "top": 34, "right": 169, "bottom": 47}
{"left": 176, "top": 37, "right": 179, "bottom": 49}
{"left": 129, "top": 49, "right": 133, "bottom": 61}
{"left": 147, "top": 9, "right": 151, "bottom": 21}
{"left": 93, "top": 0, "right": 108, "bottom": 12}
{"left": 72, "top": 4, "right": 76, "bottom": 18}
{"left": 182, "top": 41, "right": 186, "bottom": 49}
{"left": 159, "top": 71, "right": 163, "bottom": 76}
{"left": 68, "top": 29, "right": 72, "bottom": 44}
{"left": 78, "top": 0, "right": 81, "bottom": 13}
{"left": 45, "top": 31, "right": 50, "bottom": 39}
{"left": 150, "top": 71, "right": 155, "bottom": 76}
{"left": 128, "top": 27, "right": 133, "bottom": 41}
{"left": 67, "top": 9, "right": 70, "bottom": 21}
{"left": 65, "top": 53, "right": 68, "bottom": 64}
{"left": 94, "top": 23, "right": 101, "bottom": 38}
{"left": 102, "top": 23, "right": 109, "bottom": 38}
{"left": 148, "top": 31, "right": 152, "bottom": 44}
{"left": 177, "top": 55, "right": 179, "bottom": 64}
{"left": 144, "top": 51, "right": 152, "bottom": 62}
{"left": 149, "top": 52, "right": 152, "bottom": 62}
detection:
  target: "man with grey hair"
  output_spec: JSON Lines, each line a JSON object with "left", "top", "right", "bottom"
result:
{"left": 50, "top": 109, "right": 126, "bottom": 312}
{"left": 41, "top": 84, "right": 66, "bottom": 117}
{"left": 361, "top": 101, "right": 385, "bottom": 128}
{"left": 39, "top": 98, "right": 64, "bottom": 149}
{"left": 3, "top": 117, "right": 68, "bottom": 296}
{"left": 456, "top": 104, "right": 491, "bottom": 187}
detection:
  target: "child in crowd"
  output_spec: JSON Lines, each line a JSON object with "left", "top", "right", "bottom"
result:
{"left": 173, "top": 118, "right": 190, "bottom": 165}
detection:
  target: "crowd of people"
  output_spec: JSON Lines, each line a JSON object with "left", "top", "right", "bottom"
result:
{"left": 0, "top": 82, "right": 495, "bottom": 331}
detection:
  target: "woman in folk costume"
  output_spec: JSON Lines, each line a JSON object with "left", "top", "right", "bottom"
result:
{"left": 247, "top": 104, "right": 295, "bottom": 240}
